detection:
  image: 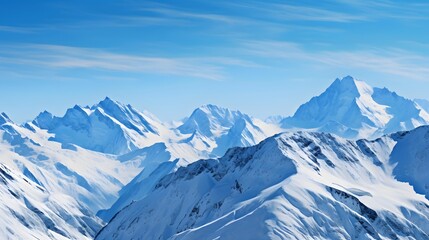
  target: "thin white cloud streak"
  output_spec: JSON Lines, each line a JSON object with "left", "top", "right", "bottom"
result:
{"left": 141, "top": 7, "right": 243, "bottom": 24}
{"left": 225, "top": 1, "right": 369, "bottom": 23}
{"left": 242, "top": 41, "right": 429, "bottom": 81}
{"left": 0, "top": 25, "right": 35, "bottom": 33}
{"left": 61, "top": 2, "right": 367, "bottom": 31}
{"left": 333, "top": 0, "right": 429, "bottom": 20}
{"left": 0, "top": 44, "right": 256, "bottom": 81}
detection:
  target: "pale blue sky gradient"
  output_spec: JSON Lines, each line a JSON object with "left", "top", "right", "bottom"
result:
{"left": 1, "top": 0, "right": 429, "bottom": 122}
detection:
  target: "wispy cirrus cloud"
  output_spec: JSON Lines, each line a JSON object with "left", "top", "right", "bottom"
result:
{"left": 0, "top": 44, "right": 256, "bottom": 81}
{"left": 55, "top": 1, "right": 367, "bottom": 31}
{"left": 333, "top": 0, "right": 429, "bottom": 20}
{"left": 228, "top": 2, "right": 368, "bottom": 23}
{"left": 140, "top": 7, "right": 243, "bottom": 24}
{"left": 242, "top": 40, "right": 429, "bottom": 80}
{"left": 0, "top": 25, "right": 35, "bottom": 33}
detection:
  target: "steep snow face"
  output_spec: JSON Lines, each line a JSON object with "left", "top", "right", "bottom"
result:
{"left": 96, "top": 130, "right": 429, "bottom": 240}
{"left": 178, "top": 104, "right": 245, "bottom": 137}
{"left": 415, "top": 98, "right": 429, "bottom": 113}
{"left": 97, "top": 143, "right": 177, "bottom": 222}
{"left": 25, "top": 100, "right": 280, "bottom": 225}
{"left": 281, "top": 76, "right": 429, "bottom": 139}
{"left": 33, "top": 97, "right": 168, "bottom": 155}
{"left": 0, "top": 163, "right": 98, "bottom": 240}
{"left": 178, "top": 104, "right": 280, "bottom": 156}
{"left": 282, "top": 76, "right": 389, "bottom": 129}
{"left": 0, "top": 118, "right": 141, "bottom": 239}
{"left": 389, "top": 126, "right": 429, "bottom": 199}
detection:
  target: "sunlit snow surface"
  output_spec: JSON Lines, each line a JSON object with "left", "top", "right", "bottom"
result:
{"left": 0, "top": 98, "right": 280, "bottom": 239}
{"left": 282, "top": 76, "right": 429, "bottom": 139}
{"left": 97, "top": 129, "right": 429, "bottom": 240}
{"left": 2, "top": 76, "right": 429, "bottom": 239}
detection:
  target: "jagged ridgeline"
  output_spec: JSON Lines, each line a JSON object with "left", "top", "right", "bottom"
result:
{"left": 0, "top": 76, "right": 428, "bottom": 239}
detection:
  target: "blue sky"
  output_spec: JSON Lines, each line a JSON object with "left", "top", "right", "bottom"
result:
{"left": 1, "top": 0, "right": 429, "bottom": 122}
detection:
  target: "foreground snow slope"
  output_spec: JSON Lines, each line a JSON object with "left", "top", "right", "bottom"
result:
{"left": 97, "top": 104, "right": 280, "bottom": 222}
{"left": 0, "top": 113, "right": 141, "bottom": 239}
{"left": 97, "top": 127, "right": 429, "bottom": 240}
{"left": 281, "top": 76, "right": 429, "bottom": 139}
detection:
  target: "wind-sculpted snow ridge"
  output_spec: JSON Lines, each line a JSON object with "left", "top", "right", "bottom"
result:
{"left": 96, "top": 130, "right": 429, "bottom": 240}
{"left": 281, "top": 76, "right": 429, "bottom": 139}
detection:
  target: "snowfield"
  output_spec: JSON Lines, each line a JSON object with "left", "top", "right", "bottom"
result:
{"left": 96, "top": 129, "right": 429, "bottom": 240}
{"left": 1, "top": 76, "right": 429, "bottom": 239}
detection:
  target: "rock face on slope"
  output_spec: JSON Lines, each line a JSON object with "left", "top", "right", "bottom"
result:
{"left": 2, "top": 77, "right": 429, "bottom": 239}
{"left": 96, "top": 128, "right": 429, "bottom": 240}
{"left": 97, "top": 104, "right": 280, "bottom": 222}
{"left": 281, "top": 76, "right": 429, "bottom": 139}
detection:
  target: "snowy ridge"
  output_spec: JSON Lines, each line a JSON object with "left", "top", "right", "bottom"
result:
{"left": 0, "top": 115, "right": 142, "bottom": 239}
{"left": 33, "top": 97, "right": 168, "bottom": 155}
{"left": 96, "top": 104, "right": 280, "bottom": 222}
{"left": 1, "top": 75, "right": 429, "bottom": 239}
{"left": 281, "top": 76, "right": 429, "bottom": 139}
{"left": 178, "top": 104, "right": 280, "bottom": 156}
{"left": 96, "top": 129, "right": 429, "bottom": 240}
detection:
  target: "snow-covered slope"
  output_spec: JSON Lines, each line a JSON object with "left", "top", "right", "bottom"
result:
{"left": 33, "top": 97, "right": 169, "bottom": 155}
{"left": 96, "top": 128, "right": 429, "bottom": 240}
{"left": 281, "top": 76, "right": 429, "bottom": 139}
{"left": 97, "top": 143, "right": 181, "bottom": 222}
{"left": 32, "top": 100, "right": 278, "bottom": 159}
{"left": 389, "top": 127, "right": 429, "bottom": 199}
{"left": 0, "top": 162, "right": 97, "bottom": 240}
{"left": 415, "top": 98, "right": 429, "bottom": 114}
{"left": 3, "top": 87, "right": 429, "bottom": 239}
{"left": 178, "top": 104, "right": 280, "bottom": 156}
{"left": 96, "top": 104, "right": 281, "bottom": 222}
{"left": 0, "top": 113, "right": 141, "bottom": 239}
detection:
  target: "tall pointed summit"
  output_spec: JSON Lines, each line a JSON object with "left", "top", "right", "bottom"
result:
{"left": 281, "top": 76, "right": 429, "bottom": 138}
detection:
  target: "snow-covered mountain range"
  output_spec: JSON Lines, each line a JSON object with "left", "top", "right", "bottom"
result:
{"left": 96, "top": 127, "right": 429, "bottom": 240}
{"left": 281, "top": 76, "right": 429, "bottom": 139}
{"left": 1, "top": 76, "right": 429, "bottom": 239}
{"left": 0, "top": 97, "right": 279, "bottom": 239}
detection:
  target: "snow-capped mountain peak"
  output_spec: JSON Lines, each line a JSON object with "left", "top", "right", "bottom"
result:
{"left": 96, "top": 128, "right": 429, "bottom": 240}
{"left": 178, "top": 104, "right": 248, "bottom": 137}
{"left": 32, "top": 111, "right": 54, "bottom": 129}
{"left": 92, "top": 97, "right": 160, "bottom": 135}
{"left": 281, "top": 76, "right": 429, "bottom": 139}
{"left": 30, "top": 98, "right": 168, "bottom": 155}
{"left": 176, "top": 104, "right": 279, "bottom": 156}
